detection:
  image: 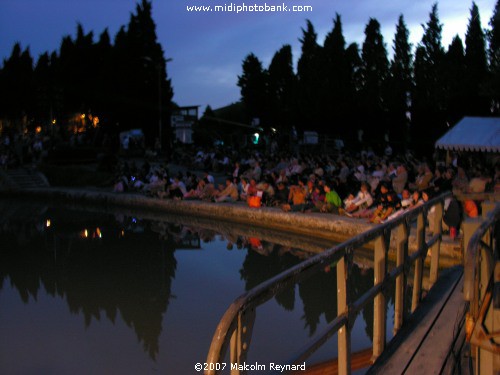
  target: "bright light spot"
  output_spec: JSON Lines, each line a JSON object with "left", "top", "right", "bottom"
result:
{"left": 46, "top": 219, "right": 51, "bottom": 228}
{"left": 84, "top": 229, "right": 88, "bottom": 238}
{"left": 96, "top": 227, "right": 102, "bottom": 238}
{"left": 81, "top": 114, "right": 85, "bottom": 119}
{"left": 252, "top": 133, "right": 260, "bottom": 145}
{"left": 52, "top": 119, "right": 56, "bottom": 125}
{"left": 35, "top": 126, "right": 42, "bottom": 134}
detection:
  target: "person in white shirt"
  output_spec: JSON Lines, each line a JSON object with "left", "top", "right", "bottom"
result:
{"left": 346, "top": 182, "right": 373, "bottom": 213}
{"left": 203, "top": 171, "right": 215, "bottom": 184}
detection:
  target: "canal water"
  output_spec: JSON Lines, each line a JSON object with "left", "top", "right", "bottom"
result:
{"left": 0, "top": 201, "right": 395, "bottom": 374}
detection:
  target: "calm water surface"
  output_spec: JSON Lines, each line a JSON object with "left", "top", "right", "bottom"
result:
{"left": 0, "top": 201, "right": 394, "bottom": 374}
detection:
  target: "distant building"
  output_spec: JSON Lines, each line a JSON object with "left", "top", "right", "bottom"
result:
{"left": 171, "top": 106, "right": 199, "bottom": 144}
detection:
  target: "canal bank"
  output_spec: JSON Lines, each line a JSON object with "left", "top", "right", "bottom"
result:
{"left": 1, "top": 187, "right": 463, "bottom": 267}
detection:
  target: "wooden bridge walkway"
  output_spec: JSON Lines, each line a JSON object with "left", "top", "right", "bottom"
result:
{"left": 367, "top": 266, "right": 468, "bottom": 374}
{"left": 296, "top": 267, "right": 468, "bottom": 375}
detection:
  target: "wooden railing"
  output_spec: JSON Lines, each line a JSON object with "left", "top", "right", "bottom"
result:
{"left": 205, "top": 192, "right": 452, "bottom": 375}
{"left": 464, "top": 203, "right": 500, "bottom": 374}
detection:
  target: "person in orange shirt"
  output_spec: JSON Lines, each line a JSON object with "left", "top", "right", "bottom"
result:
{"left": 463, "top": 199, "right": 479, "bottom": 218}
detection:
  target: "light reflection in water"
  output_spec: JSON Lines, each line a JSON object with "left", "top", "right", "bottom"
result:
{"left": 0, "top": 202, "right": 396, "bottom": 374}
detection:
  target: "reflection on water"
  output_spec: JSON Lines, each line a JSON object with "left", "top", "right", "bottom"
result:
{"left": 0, "top": 201, "right": 392, "bottom": 374}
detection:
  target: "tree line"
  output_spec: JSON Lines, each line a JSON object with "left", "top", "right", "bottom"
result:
{"left": 0, "top": 0, "right": 173, "bottom": 149}
{"left": 237, "top": 1, "right": 500, "bottom": 152}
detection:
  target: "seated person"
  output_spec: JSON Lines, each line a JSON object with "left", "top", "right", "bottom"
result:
{"left": 343, "top": 192, "right": 356, "bottom": 211}
{"left": 346, "top": 182, "right": 373, "bottom": 213}
{"left": 369, "top": 183, "right": 399, "bottom": 223}
{"left": 144, "top": 171, "right": 167, "bottom": 196}
{"left": 214, "top": 177, "right": 239, "bottom": 203}
{"left": 239, "top": 177, "right": 250, "bottom": 201}
{"left": 282, "top": 178, "right": 307, "bottom": 212}
{"left": 184, "top": 178, "right": 207, "bottom": 200}
{"left": 167, "top": 176, "right": 187, "bottom": 199}
{"left": 269, "top": 181, "right": 289, "bottom": 207}
{"left": 315, "top": 181, "right": 342, "bottom": 214}
{"left": 409, "top": 163, "right": 433, "bottom": 191}
{"left": 245, "top": 178, "right": 258, "bottom": 200}
{"left": 310, "top": 184, "right": 326, "bottom": 207}
{"left": 256, "top": 179, "right": 275, "bottom": 206}
{"left": 384, "top": 188, "right": 413, "bottom": 221}
{"left": 185, "top": 177, "right": 216, "bottom": 201}
{"left": 411, "top": 190, "right": 424, "bottom": 207}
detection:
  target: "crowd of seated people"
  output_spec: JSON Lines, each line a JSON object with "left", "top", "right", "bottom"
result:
{"left": 112, "top": 145, "right": 500, "bottom": 235}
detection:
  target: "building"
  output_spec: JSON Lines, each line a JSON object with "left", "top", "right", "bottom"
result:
{"left": 171, "top": 106, "right": 199, "bottom": 144}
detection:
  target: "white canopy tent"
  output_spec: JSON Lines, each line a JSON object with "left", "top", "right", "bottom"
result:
{"left": 435, "top": 117, "right": 500, "bottom": 152}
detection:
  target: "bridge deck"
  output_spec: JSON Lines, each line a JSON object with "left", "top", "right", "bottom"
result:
{"left": 367, "top": 266, "right": 468, "bottom": 374}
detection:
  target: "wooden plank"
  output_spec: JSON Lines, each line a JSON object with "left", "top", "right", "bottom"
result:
{"left": 293, "top": 348, "right": 373, "bottom": 375}
{"left": 367, "top": 266, "right": 464, "bottom": 375}
{"left": 404, "top": 276, "right": 465, "bottom": 373}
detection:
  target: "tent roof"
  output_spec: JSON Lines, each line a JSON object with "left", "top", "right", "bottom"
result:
{"left": 435, "top": 117, "right": 500, "bottom": 152}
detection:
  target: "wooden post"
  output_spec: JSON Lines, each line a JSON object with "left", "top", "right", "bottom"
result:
{"left": 394, "top": 223, "right": 409, "bottom": 334}
{"left": 482, "top": 201, "right": 496, "bottom": 218}
{"left": 337, "top": 255, "right": 351, "bottom": 375}
{"left": 463, "top": 219, "right": 483, "bottom": 257}
{"left": 463, "top": 217, "right": 486, "bottom": 373}
{"left": 229, "top": 308, "right": 256, "bottom": 375}
{"left": 373, "top": 233, "right": 388, "bottom": 360}
{"left": 429, "top": 201, "right": 443, "bottom": 286}
{"left": 412, "top": 213, "right": 425, "bottom": 313}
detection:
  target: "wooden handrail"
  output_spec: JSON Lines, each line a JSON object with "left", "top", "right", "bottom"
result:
{"left": 205, "top": 192, "right": 452, "bottom": 375}
{"left": 463, "top": 205, "right": 500, "bottom": 303}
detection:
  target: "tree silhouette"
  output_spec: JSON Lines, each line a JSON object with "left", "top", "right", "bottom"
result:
{"left": 444, "top": 36, "right": 468, "bottom": 125}
{"left": 267, "top": 45, "right": 297, "bottom": 133}
{"left": 322, "top": 14, "right": 355, "bottom": 136}
{"left": 464, "top": 2, "right": 489, "bottom": 116}
{"left": 386, "top": 15, "right": 413, "bottom": 149}
{"left": 488, "top": 0, "right": 500, "bottom": 113}
{"left": 0, "top": 44, "right": 34, "bottom": 127}
{"left": 237, "top": 53, "right": 269, "bottom": 125}
{"left": 359, "top": 18, "right": 389, "bottom": 140}
{"left": 297, "top": 20, "right": 323, "bottom": 131}
{"left": 0, "top": 0, "right": 173, "bottom": 150}
{"left": 412, "top": 3, "right": 446, "bottom": 151}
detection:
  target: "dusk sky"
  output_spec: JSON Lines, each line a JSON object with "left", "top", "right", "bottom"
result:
{"left": 0, "top": 0, "right": 497, "bottom": 111}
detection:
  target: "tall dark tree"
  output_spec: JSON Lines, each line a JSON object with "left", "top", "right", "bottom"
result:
{"left": 267, "top": 45, "right": 297, "bottom": 131}
{"left": 444, "top": 36, "right": 468, "bottom": 125}
{"left": 387, "top": 15, "right": 413, "bottom": 148}
{"left": 118, "top": 0, "right": 174, "bottom": 150}
{"left": 296, "top": 20, "right": 323, "bottom": 130}
{"left": 237, "top": 53, "right": 269, "bottom": 125}
{"left": 33, "top": 52, "right": 54, "bottom": 125}
{"left": 322, "top": 14, "right": 352, "bottom": 135}
{"left": 464, "top": 2, "right": 489, "bottom": 115}
{"left": 194, "top": 105, "right": 218, "bottom": 145}
{"left": 0, "top": 0, "right": 174, "bottom": 151}
{"left": 57, "top": 24, "right": 94, "bottom": 118}
{"left": 344, "top": 42, "right": 363, "bottom": 143}
{"left": 91, "top": 29, "right": 114, "bottom": 130}
{"left": 0, "top": 44, "right": 34, "bottom": 127}
{"left": 489, "top": 0, "right": 500, "bottom": 113}
{"left": 412, "top": 3, "right": 446, "bottom": 150}
{"left": 359, "top": 18, "right": 389, "bottom": 141}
